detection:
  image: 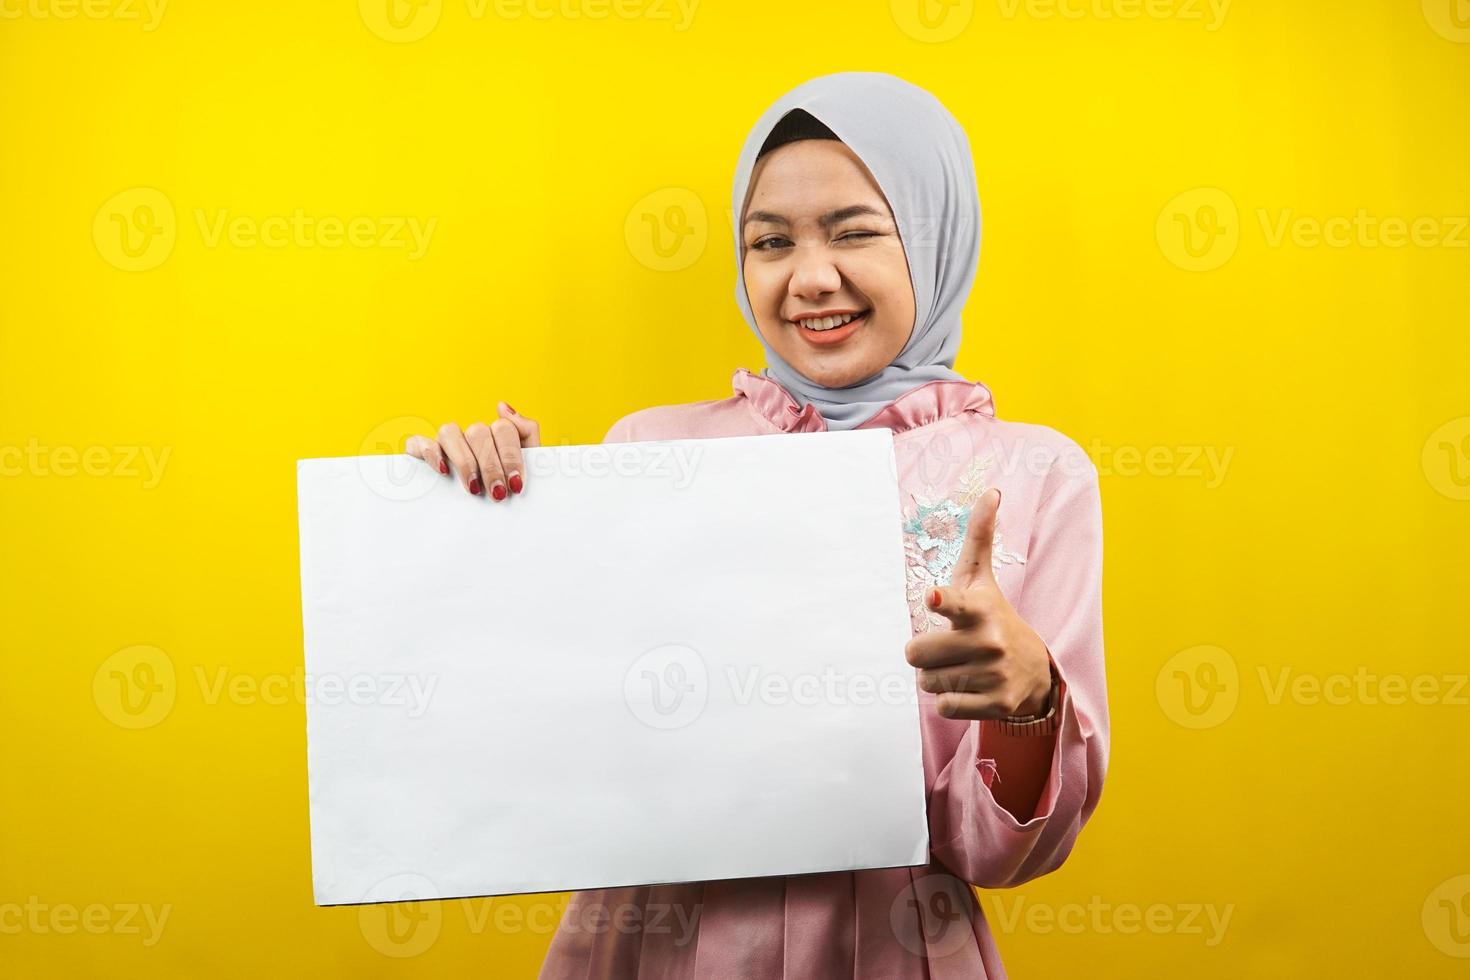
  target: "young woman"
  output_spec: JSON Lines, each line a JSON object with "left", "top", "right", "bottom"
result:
{"left": 404, "top": 72, "right": 1108, "bottom": 980}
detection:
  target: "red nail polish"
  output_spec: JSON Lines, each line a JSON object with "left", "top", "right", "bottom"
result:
{"left": 438, "top": 459, "right": 448, "bottom": 475}
{"left": 927, "top": 588, "right": 941, "bottom": 609}
{"left": 503, "top": 403, "right": 516, "bottom": 415}
{"left": 469, "top": 476, "right": 483, "bottom": 495}
{"left": 508, "top": 473, "right": 523, "bottom": 494}
{"left": 491, "top": 482, "right": 507, "bottom": 501}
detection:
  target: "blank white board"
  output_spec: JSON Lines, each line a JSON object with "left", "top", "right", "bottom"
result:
{"left": 297, "top": 428, "right": 928, "bottom": 905}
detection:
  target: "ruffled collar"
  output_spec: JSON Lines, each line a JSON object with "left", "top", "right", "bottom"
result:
{"left": 731, "top": 367, "right": 996, "bottom": 436}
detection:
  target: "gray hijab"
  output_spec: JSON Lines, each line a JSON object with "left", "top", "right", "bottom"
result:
{"left": 732, "top": 72, "right": 982, "bottom": 431}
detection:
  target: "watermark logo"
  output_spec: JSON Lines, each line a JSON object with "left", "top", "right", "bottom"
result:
{"left": 93, "top": 187, "right": 176, "bottom": 272}
{"left": 1422, "top": 0, "right": 1470, "bottom": 42}
{"left": 359, "top": 0, "right": 442, "bottom": 41}
{"left": 624, "top": 643, "right": 708, "bottom": 730}
{"left": 1160, "top": 646, "right": 1468, "bottom": 728}
{"left": 890, "top": 0, "right": 973, "bottom": 42}
{"left": 1156, "top": 644, "right": 1238, "bottom": 729}
{"left": 625, "top": 188, "right": 706, "bottom": 272}
{"left": 1161, "top": 188, "right": 1470, "bottom": 269}
{"left": 93, "top": 188, "right": 436, "bottom": 271}
{"left": 360, "top": 415, "right": 440, "bottom": 502}
{"left": 1423, "top": 874, "right": 1470, "bottom": 957}
{"left": 95, "top": 645, "right": 438, "bottom": 727}
{"left": 358, "top": 873, "right": 442, "bottom": 957}
{"left": 93, "top": 645, "right": 176, "bottom": 730}
{"left": 912, "top": 426, "right": 980, "bottom": 489}
{"left": 1157, "top": 187, "right": 1239, "bottom": 272}
{"left": 889, "top": 873, "right": 975, "bottom": 958}
{"left": 1422, "top": 416, "right": 1470, "bottom": 501}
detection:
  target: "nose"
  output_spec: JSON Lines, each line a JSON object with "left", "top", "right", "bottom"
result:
{"left": 788, "top": 247, "right": 841, "bottom": 302}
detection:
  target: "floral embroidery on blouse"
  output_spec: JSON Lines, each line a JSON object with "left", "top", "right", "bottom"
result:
{"left": 902, "top": 454, "right": 1026, "bottom": 633}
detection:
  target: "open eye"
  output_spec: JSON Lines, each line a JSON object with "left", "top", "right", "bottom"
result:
{"left": 749, "top": 236, "right": 792, "bottom": 252}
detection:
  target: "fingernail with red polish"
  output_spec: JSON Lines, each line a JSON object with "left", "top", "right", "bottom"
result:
{"left": 927, "top": 588, "right": 941, "bottom": 609}
{"left": 508, "top": 473, "right": 523, "bottom": 494}
{"left": 503, "top": 403, "right": 517, "bottom": 415}
{"left": 491, "top": 482, "right": 507, "bottom": 501}
{"left": 469, "top": 476, "right": 483, "bottom": 495}
{"left": 438, "top": 459, "right": 448, "bottom": 475}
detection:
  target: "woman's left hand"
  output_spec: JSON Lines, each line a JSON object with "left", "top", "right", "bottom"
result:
{"left": 905, "top": 487, "right": 1057, "bottom": 721}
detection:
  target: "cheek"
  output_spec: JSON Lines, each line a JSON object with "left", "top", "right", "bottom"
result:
{"left": 743, "top": 262, "right": 781, "bottom": 315}
{"left": 858, "top": 255, "right": 916, "bottom": 343}
{"left": 886, "top": 281, "right": 917, "bottom": 344}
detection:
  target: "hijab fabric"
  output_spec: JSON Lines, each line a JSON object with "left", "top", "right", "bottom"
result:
{"left": 732, "top": 72, "right": 982, "bottom": 431}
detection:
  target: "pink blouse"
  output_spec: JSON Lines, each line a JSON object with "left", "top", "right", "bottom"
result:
{"left": 538, "top": 369, "right": 1109, "bottom": 979}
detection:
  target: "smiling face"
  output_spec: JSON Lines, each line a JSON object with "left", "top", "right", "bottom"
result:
{"left": 740, "top": 139, "right": 916, "bottom": 389}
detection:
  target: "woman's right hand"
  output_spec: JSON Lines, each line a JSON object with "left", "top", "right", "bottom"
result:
{"left": 404, "top": 401, "right": 540, "bottom": 501}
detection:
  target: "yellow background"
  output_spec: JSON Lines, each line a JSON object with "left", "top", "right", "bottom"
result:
{"left": 3, "top": 0, "right": 1469, "bottom": 976}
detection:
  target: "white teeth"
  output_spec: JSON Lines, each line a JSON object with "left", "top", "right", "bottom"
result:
{"left": 797, "top": 311, "right": 862, "bottom": 331}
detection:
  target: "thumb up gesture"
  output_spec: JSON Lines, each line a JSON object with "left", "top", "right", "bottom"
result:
{"left": 904, "top": 488, "right": 1057, "bottom": 721}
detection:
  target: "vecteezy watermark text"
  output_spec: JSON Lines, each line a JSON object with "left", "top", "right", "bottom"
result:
{"left": 524, "top": 442, "right": 703, "bottom": 489}
{"left": 93, "top": 187, "right": 436, "bottom": 271}
{"left": 0, "top": 0, "right": 167, "bottom": 29}
{"left": 0, "top": 898, "right": 171, "bottom": 946}
{"left": 982, "top": 893, "right": 1234, "bottom": 946}
{"left": 194, "top": 666, "right": 439, "bottom": 718}
{"left": 356, "top": 875, "right": 702, "bottom": 959}
{"left": 0, "top": 440, "right": 170, "bottom": 487}
{"left": 193, "top": 209, "right": 435, "bottom": 259}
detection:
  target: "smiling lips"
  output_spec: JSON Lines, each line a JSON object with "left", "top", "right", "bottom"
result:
{"left": 791, "top": 309, "right": 869, "bottom": 347}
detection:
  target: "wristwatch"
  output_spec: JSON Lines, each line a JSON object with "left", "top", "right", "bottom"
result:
{"left": 993, "top": 661, "right": 1061, "bottom": 737}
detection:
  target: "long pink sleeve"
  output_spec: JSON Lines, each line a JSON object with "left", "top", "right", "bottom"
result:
{"left": 926, "top": 454, "right": 1109, "bottom": 888}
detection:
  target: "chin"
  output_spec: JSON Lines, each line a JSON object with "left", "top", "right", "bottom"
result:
{"left": 784, "top": 355, "right": 884, "bottom": 389}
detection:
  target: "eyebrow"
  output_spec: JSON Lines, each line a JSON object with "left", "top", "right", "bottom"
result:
{"left": 742, "top": 204, "right": 887, "bottom": 228}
